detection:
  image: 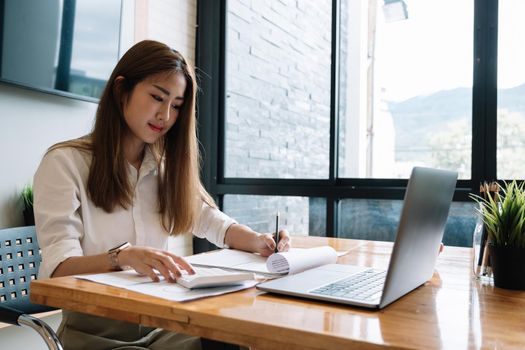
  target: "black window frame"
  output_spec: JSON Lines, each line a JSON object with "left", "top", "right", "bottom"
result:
{"left": 194, "top": 0, "right": 499, "bottom": 250}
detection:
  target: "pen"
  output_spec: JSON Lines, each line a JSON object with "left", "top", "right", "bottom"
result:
{"left": 274, "top": 211, "right": 280, "bottom": 253}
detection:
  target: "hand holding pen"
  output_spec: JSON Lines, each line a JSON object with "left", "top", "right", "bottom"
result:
{"left": 251, "top": 211, "right": 291, "bottom": 256}
{"left": 274, "top": 211, "right": 280, "bottom": 253}
{"left": 273, "top": 211, "right": 292, "bottom": 254}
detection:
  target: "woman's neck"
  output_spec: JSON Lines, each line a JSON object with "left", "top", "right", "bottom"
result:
{"left": 123, "top": 136, "right": 145, "bottom": 171}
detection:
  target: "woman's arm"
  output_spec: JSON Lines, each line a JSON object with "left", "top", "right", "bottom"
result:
{"left": 53, "top": 246, "right": 195, "bottom": 282}
{"left": 193, "top": 203, "right": 292, "bottom": 256}
{"left": 224, "top": 223, "right": 291, "bottom": 257}
{"left": 52, "top": 253, "right": 115, "bottom": 277}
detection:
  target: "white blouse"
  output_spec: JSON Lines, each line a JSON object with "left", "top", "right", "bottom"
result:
{"left": 33, "top": 146, "right": 236, "bottom": 279}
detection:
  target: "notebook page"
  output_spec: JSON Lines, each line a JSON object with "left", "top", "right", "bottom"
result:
{"left": 185, "top": 249, "right": 271, "bottom": 274}
{"left": 266, "top": 246, "right": 338, "bottom": 274}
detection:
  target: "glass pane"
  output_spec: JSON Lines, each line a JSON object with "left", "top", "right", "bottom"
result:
{"left": 69, "top": 0, "right": 121, "bottom": 97}
{"left": 224, "top": 1, "right": 332, "bottom": 178}
{"left": 222, "top": 195, "right": 326, "bottom": 236}
{"left": 338, "top": 199, "right": 476, "bottom": 247}
{"left": 338, "top": 0, "right": 473, "bottom": 179}
{"left": 497, "top": 0, "right": 525, "bottom": 179}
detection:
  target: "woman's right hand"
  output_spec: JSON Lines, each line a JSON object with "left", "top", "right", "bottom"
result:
{"left": 117, "top": 246, "right": 195, "bottom": 282}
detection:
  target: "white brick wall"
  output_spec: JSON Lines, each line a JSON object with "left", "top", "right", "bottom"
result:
{"left": 148, "top": 0, "right": 197, "bottom": 65}
{"left": 145, "top": 0, "right": 197, "bottom": 255}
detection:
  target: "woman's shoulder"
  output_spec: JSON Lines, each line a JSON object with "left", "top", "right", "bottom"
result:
{"left": 43, "top": 137, "right": 93, "bottom": 166}
{"left": 36, "top": 138, "right": 93, "bottom": 185}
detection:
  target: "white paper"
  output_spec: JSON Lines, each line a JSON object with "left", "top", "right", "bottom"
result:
{"left": 127, "top": 280, "right": 258, "bottom": 302}
{"left": 76, "top": 270, "right": 152, "bottom": 287}
{"left": 185, "top": 247, "right": 343, "bottom": 276}
{"left": 266, "top": 246, "right": 338, "bottom": 274}
{"left": 75, "top": 270, "right": 257, "bottom": 302}
{"left": 185, "top": 249, "right": 273, "bottom": 275}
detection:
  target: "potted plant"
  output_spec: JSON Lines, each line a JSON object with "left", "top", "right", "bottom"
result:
{"left": 21, "top": 183, "right": 35, "bottom": 226}
{"left": 471, "top": 180, "right": 525, "bottom": 290}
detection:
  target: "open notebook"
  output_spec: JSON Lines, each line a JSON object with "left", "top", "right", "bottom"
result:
{"left": 184, "top": 246, "right": 341, "bottom": 277}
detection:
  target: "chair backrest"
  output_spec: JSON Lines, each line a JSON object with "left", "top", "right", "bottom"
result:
{"left": 0, "top": 226, "right": 52, "bottom": 313}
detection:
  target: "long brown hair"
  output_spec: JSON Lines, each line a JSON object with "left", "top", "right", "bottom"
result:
{"left": 50, "top": 40, "right": 215, "bottom": 234}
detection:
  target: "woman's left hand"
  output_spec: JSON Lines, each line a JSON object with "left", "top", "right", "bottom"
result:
{"left": 254, "top": 229, "right": 291, "bottom": 257}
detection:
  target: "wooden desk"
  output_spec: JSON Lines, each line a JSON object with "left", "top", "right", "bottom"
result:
{"left": 30, "top": 237, "right": 525, "bottom": 349}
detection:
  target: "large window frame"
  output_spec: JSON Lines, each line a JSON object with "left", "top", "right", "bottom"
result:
{"left": 194, "top": 0, "right": 499, "bottom": 249}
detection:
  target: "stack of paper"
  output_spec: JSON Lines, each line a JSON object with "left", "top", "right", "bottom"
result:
{"left": 76, "top": 270, "right": 257, "bottom": 302}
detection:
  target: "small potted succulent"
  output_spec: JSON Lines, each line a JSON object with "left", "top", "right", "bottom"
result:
{"left": 21, "top": 184, "right": 35, "bottom": 226}
{"left": 471, "top": 180, "right": 525, "bottom": 290}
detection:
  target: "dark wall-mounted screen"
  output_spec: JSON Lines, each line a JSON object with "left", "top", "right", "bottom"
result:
{"left": 0, "top": 0, "right": 122, "bottom": 101}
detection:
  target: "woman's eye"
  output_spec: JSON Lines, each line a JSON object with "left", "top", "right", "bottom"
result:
{"left": 151, "top": 95, "right": 163, "bottom": 102}
{"left": 171, "top": 104, "right": 181, "bottom": 110}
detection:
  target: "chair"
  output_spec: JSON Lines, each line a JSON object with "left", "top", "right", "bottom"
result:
{"left": 0, "top": 226, "right": 63, "bottom": 349}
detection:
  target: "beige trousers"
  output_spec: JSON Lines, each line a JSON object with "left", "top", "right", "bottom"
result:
{"left": 57, "top": 311, "right": 202, "bottom": 350}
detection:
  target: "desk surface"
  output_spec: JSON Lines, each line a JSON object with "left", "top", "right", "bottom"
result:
{"left": 31, "top": 236, "right": 525, "bottom": 350}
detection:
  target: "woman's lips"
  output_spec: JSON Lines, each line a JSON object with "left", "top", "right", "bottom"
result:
{"left": 148, "top": 123, "right": 163, "bottom": 133}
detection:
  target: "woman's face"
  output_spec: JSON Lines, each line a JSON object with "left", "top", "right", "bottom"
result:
{"left": 121, "top": 72, "right": 187, "bottom": 146}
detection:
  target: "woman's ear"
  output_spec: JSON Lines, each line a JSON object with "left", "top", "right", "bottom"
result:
{"left": 113, "top": 76, "right": 127, "bottom": 105}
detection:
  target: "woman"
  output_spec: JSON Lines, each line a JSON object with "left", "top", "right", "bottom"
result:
{"left": 34, "top": 40, "right": 290, "bottom": 349}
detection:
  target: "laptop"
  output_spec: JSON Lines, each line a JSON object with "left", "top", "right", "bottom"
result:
{"left": 257, "top": 167, "right": 458, "bottom": 309}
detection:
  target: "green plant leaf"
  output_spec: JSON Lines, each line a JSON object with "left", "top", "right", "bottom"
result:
{"left": 21, "top": 184, "right": 33, "bottom": 210}
{"left": 472, "top": 180, "right": 525, "bottom": 247}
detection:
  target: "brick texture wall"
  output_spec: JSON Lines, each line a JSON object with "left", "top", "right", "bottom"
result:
{"left": 225, "top": 0, "right": 332, "bottom": 179}
{"left": 141, "top": 0, "right": 197, "bottom": 254}
{"left": 222, "top": 0, "right": 332, "bottom": 235}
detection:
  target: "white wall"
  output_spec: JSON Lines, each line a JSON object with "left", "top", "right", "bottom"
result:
{"left": 146, "top": 0, "right": 197, "bottom": 256}
{"left": 0, "top": 0, "right": 197, "bottom": 347}
{"left": 0, "top": 84, "right": 96, "bottom": 228}
{"left": 148, "top": 0, "right": 196, "bottom": 63}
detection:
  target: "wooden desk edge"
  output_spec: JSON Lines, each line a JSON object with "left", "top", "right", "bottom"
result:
{"left": 30, "top": 280, "right": 190, "bottom": 325}
{"left": 30, "top": 279, "right": 396, "bottom": 350}
{"left": 27, "top": 239, "right": 476, "bottom": 350}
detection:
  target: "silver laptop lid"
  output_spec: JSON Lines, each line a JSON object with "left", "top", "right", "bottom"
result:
{"left": 379, "top": 167, "right": 457, "bottom": 308}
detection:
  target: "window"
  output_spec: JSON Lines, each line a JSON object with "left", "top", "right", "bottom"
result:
{"left": 339, "top": 199, "right": 476, "bottom": 246}
{"left": 497, "top": 0, "right": 525, "bottom": 179}
{"left": 338, "top": 0, "right": 473, "bottom": 179}
{"left": 196, "top": 0, "right": 506, "bottom": 247}
{"left": 224, "top": 0, "right": 332, "bottom": 179}
{"left": 223, "top": 195, "right": 326, "bottom": 236}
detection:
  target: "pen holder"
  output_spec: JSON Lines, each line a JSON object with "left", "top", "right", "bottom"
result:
{"left": 472, "top": 212, "right": 493, "bottom": 281}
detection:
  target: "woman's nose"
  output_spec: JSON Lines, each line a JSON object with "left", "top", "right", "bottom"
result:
{"left": 156, "top": 104, "right": 170, "bottom": 121}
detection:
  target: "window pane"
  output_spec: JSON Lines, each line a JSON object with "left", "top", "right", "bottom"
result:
{"left": 224, "top": 0, "right": 332, "bottom": 179}
{"left": 338, "top": 199, "right": 476, "bottom": 247}
{"left": 497, "top": 0, "right": 525, "bottom": 179}
{"left": 222, "top": 195, "right": 326, "bottom": 236}
{"left": 338, "top": 0, "right": 473, "bottom": 179}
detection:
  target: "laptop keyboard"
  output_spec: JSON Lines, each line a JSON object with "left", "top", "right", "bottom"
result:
{"left": 310, "top": 269, "right": 386, "bottom": 303}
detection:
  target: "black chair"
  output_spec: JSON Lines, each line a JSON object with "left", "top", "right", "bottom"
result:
{"left": 0, "top": 226, "right": 63, "bottom": 349}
